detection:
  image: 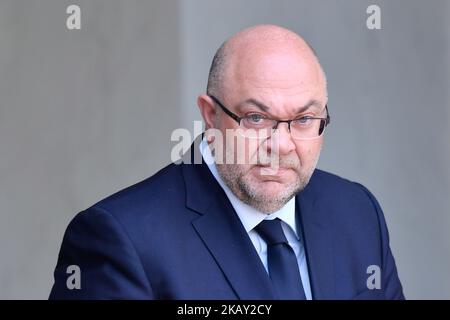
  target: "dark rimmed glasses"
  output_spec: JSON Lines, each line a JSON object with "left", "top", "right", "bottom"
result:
{"left": 209, "top": 95, "right": 330, "bottom": 140}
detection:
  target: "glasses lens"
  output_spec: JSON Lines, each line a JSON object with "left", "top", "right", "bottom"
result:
{"left": 290, "top": 119, "right": 326, "bottom": 140}
{"left": 238, "top": 126, "right": 273, "bottom": 139}
{"left": 237, "top": 118, "right": 327, "bottom": 140}
{"left": 239, "top": 118, "right": 276, "bottom": 139}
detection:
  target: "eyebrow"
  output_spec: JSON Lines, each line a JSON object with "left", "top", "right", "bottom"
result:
{"left": 239, "top": 98, "right": 322, "bottom": 114}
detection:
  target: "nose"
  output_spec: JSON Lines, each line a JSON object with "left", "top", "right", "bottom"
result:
{"left": 268, "top": 123, "right": 296, "bottom": 156}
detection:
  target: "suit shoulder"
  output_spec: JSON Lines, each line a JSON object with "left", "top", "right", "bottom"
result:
{"left": 310, "top": 168, "right": 379, "bottom": 204}
{"left": 311, "top": 168, "right": 360, "bottom": 189}
{"left": 86, "top": 162, "right": 185, "bottom": 220}
{"left": 309, "top": 168, "right": 386, "bottom": 232}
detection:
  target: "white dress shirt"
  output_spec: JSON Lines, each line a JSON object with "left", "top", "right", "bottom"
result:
{"left": 199, "top": 138, "right": 312, "bottom": 299}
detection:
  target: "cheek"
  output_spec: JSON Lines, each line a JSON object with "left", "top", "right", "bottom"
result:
{"left": 219, "top": 119, "right": 237, "bottom": 149}
{"left": 221, "top": 129, "right": 260, "bottom": 165}
{"left": 294, "top": 140, "right": 323, "bottom": 163}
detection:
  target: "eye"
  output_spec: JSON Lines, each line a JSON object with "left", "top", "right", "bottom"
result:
{"left": 247, "top": 113, "right": 266, "bottom": 123}
{"left": 295, "top": 116, "right": 313, "bottom": 125}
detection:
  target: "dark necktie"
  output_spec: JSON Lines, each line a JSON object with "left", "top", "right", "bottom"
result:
{"left": 255, "top": 218, "right": 306, "bottom": 300}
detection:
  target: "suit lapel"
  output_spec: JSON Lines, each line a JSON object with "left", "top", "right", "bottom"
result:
{"left": 181, "top": 139, "right": 275, "bottom": 299}
{"left": 191, "top": 195, "right": 275, "bottom": 299}
{"left": 296, "top": 173, "right": 336, "bottom": 299}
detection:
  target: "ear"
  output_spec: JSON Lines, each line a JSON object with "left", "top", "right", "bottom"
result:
{"left": 197, "top": 94, "right": 217, "bottom": 130}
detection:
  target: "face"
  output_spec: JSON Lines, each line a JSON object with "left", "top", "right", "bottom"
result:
{"left": 199, "top": 46, "right": 327, "bottom": 213}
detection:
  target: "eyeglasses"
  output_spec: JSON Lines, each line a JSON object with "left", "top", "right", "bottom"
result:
{"left": 209, "top": 95, "right": 331, "bottom": 140}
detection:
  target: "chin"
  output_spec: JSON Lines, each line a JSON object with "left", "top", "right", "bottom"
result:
{"left": 256, "top": 181, "right": 293, "bottom": 198}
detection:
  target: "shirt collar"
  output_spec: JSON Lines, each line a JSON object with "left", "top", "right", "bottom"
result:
{"left": 199, "top": 137, "right": 299, "bottom": 239}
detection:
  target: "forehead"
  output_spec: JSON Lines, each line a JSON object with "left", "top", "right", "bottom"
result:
{"left": 225, "top": 49, "right": 326, "bottom": 106}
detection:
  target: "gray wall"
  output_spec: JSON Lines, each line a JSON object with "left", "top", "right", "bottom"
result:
{"left": 0, "top": 0, "right": 449, "bottom": 299}
{"left": 0, "top": 0, "right": 182, "bottom": 299}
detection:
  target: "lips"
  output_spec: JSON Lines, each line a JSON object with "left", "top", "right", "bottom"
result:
{"left": 257, "top": 165, "right": 292, "bottom": 177}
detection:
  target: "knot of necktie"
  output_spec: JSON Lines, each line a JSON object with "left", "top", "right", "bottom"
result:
{"left": 255, "top": 218, "right": 288, "bottom": 246}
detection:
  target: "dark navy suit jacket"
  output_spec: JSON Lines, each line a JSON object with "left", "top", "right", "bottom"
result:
{"left": 50, "top": 142, "right": 404, "bottom": 300}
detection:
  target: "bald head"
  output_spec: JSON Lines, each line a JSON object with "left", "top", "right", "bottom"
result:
{"left": 207, "top": 24, "right": 327, "bottom": 99}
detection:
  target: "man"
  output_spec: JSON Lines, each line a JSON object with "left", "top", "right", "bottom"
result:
{"left": 50, "top": 25, "right": 404, "bottom": 299}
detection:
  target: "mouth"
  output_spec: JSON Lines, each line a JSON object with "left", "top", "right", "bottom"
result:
{"left": 254, "top": 165, "right": 293, "bottom": 178}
